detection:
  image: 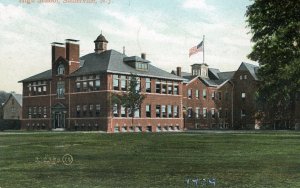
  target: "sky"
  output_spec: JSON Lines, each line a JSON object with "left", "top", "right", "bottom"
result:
{"left": 0, "top": 0, "right": 256, "bottom": 93}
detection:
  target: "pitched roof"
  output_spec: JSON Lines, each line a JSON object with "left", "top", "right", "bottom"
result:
{"left": 217, "top": 71, "right": 236, "bottom": 80}
{"left": 238, "top": 62, "right": 259, "bottom": 80}
{"left": 3, "top": 93, "right": 22, "bottom": 107}
{"left": 208, "top": 68, "right": 220, "bottom": 79}
{"left": 73, "top": 50, "right": 184, "bottom": 80}
{"left": 12, "top": 93, "right": 22, "bottom": 106}
{"left": 20, "top": 50, "right": 184, "bottom": 82}
{"left": 19, "top": 69, "right": 52, "bottom": 83}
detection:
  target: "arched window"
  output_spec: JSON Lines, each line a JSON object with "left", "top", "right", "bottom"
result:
{"left": 57, "top": 64, "right": 65, "bottom": 75}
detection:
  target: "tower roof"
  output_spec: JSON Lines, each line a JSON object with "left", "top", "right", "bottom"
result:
{"left": 94, "top": 34, "right": 108, "bottom": 43}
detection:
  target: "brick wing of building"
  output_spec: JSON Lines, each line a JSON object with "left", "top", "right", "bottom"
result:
{"left": 20, "top": 34, "right": 185, "bottom": 132}
{"left": 173, "top": 62, "right": 260, "bottom": 130}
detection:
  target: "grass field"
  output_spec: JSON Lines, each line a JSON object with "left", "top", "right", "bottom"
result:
{"left": 0, "top": 131, "right": 299, "bottom": 187}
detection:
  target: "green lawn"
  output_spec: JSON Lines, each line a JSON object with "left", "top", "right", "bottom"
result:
{"left": 0, "top": 131, "right": 299, "bottom": 187}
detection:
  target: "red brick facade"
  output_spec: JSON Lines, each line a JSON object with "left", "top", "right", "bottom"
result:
{"left": 20, "top": 35, "right": 184, "bottom": 132}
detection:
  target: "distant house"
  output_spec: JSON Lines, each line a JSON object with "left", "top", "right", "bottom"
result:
{"left": 2, "top": 93, "right": 22, "bottom": 120}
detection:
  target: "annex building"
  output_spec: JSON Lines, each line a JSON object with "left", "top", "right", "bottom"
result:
{"left": 20, "top": 34, "right": 185, "bottom": 132}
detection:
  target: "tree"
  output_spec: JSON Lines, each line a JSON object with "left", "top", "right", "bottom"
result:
{"left": 113, "top": 74, "right": 145, "bottom": 129}
{"left": 246, "top": 0, "right": 300, "bottom": 129}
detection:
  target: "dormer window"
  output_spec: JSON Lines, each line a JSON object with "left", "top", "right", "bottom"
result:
{"left": 123, "top": 56, "right": 150, "bottom": 71}
{"left": 57, "top": 64, "right": 65, "bottom": 75}
{"left": 136, "top": 62, "right": 148, "bottom": 71}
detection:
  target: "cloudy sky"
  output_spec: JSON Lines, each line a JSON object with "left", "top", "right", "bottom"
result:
{"left": 0, "top": 0, "right": 256, "bottom": 93}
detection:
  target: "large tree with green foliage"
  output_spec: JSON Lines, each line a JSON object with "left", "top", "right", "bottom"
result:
{"left": 113, "top": 74, "right": 145, "bottom": 129}
{"left": 246, "top": 0, "right": 300, "bottom": 128}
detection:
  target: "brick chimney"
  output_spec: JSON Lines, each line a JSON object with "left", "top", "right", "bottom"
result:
{"left": 65, "top": 39, "right": 80, "bottom": 74}
{"left": 51, "top": 42, "right": 65, "bottom": 63}
{"left": 176, "top": 67, "right": 182, "bottom": 77}
{"left": 141, "top": 53, "right": 146, "bottom": 60}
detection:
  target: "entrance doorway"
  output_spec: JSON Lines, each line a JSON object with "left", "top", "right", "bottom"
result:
{"left": 54, "top": 112, "right": 65, "bottom": 129}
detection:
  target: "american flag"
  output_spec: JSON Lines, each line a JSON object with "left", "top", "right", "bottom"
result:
{"left": 189, "top": 41, "right": 203, "bottom": 57}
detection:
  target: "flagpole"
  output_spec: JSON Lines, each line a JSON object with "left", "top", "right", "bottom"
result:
{"left": 203, "top": 35, "right": 205, "bottom": 64}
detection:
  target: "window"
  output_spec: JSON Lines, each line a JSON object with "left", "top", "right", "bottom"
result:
{"left": 134, "top": 109, "right": 140, "bottom": 118}
{"left": 89, "top": 104, "right": 94, "bottom": 117}
{"left": 156, "top": 105, "right": 161, "bottom": 117}
{"left": 38, "top": 87, "right": 42, "bottom": 93}
{"left": 76, "top": 82, "right": 81, "bottom": 92}
{"left": 167, "top": 105, "right": 172, "bottom": 118}
{"left": 173, "top": 106, "right": 179, "bottom": 118}
{"left": 121, "top": 106, "right": 126, "bottom": 117}
{"left": 203, "top": 89, "right": 207, "bottom": 99}
{"left": 57, "top": 64, "right": 65, "bottom": 75}
{"left": 219, "top": 108, "right": 222, "bottom": 118}
{"left": 83, "top": 82, "right": 87, "bottom": 91}
{"left": 174, "top": 82, "right": 179, "bottom": 95}
{"left": 121, "top": 75, "right": 127, "bottom": 91}
{"left": 242, "top": 92, "right": 246, "bottom": 99}
{"left": 95, "top": 80, "right": 100, "bottom": 90}
{"left": 240, "top": 75, "right": 243, "bottom": 80}
{"left": 212, "top": 92, "right": 215, "bottom": 100}
{"left": 96, "top": 104, "right": 100, "bottom": 116}
{"left": 162, "top": 105, "right": 166, "bottom": 117}
{"left": 195, "top": 90, "right": 199, "bottom": 99}
{"left": 38, "top": 107, "right": 42, "bottom": 115}
{"left": 113, "top": 104, "right": 119, "bottom": 117}
{"left": 43, "top": 86, "right": 47, "bottom": 92}
{"left": 161, "top": 81, "right": 167, "bottom": 94}
{"left": 135, "top": 77, "right": 141, "bottom": 92}
{"left": 113, "top": 75, "right": 119, "bottom": 90}
{"left": 43, "top": 107, "right": 47, "bottom": 118}
{"left": 89, "top": 81, "right": 94, "bottom": 91}
{"left": 76, "top": 105, "right": 80, "bottom": 117}
{"left": 168, "top": 83, "right": 173, "bottom": 95}
{"left": 195, "top": 107, "right": 200, "bottom": 118}
{"left": 187, "top": 108, "right": 192, "bottom": 118}
{"left": 218, "top": 92, "right": 222, "bottom": 100}
{"left": 244, "top": 75, "right": 247, "bottom": 79}
{"left": 28, "top": 83, "right": 32, "bottom": 92}
{"left": 146, "top": 78, "right": 151, "bottom": 93}
{"left": 225, "top": 109, "right": 228, "bottom": 118}
{"left": 156, "top": 80, "right": 161, "bottom": 93}
{"left": 188, "top": 89, "right": 192, "bottom": 99}
{"left": 83, "top": 105, "right": 87, "bottom": 116}
{"left": 211, "top": 109, "right": 215, "bottom": 118}
{"left": 203, "top": 108, "right": 207, "bottom": 118}
{"left": 57, "top": 81, "right": 65, "bottom": 98}
{"left": 146, "top": 105, "right": 151, "bottom": 117}
{"left": 241, "top": 109, "right": 246, "bottom": 117}
{"left": 28, "top": 107, "right": 32, "bottom": 116}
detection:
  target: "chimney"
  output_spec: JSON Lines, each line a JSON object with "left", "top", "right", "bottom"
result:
{"left": 141, "top": 53, "right": 146, "bottom": 60}
{"left": 65, "top": 39, "right": 80, "bottom": 62}
{"left": 65, "top": 39, "right": 80, "bottom": 74}
{"left": 176, "top": 67, "right": 182, "bottom": 77}
{"left": 51, "top": 42, "right": 65, "bottom": 63}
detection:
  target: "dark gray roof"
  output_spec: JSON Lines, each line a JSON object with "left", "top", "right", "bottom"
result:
{"left": 19, "top": 69, "right": 52, "bottom": 83}
{"left": 123, "top": 56, "right": 150, "bottom": 63}
{"left": 238, "top": 62, "right": 259, "bottom": 80}
{"left": 74, "top": 50, "right": 184, "bottom": 80}
{"left": 94, "top": 34, "right": 108, "bottom": 43}
{"left": 208, "top": 68, "right": 220, "bottom": 79}
{"left": 217, "top": 71, "right": 235, "bottom": 80}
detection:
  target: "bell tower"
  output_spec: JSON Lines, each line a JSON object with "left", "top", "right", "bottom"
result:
{"left": 94, "top": 33, "right": 108, "bottom": 53}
